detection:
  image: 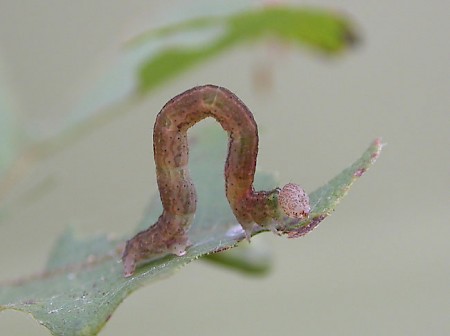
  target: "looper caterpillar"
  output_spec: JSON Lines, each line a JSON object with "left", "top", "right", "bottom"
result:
{"left": 122, "top": 85, "right": 310, "bottom": 277}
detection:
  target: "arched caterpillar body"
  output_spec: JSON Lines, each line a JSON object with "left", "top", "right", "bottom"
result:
{"left": 122, "top": 85, "right": 310, "bottom": 277}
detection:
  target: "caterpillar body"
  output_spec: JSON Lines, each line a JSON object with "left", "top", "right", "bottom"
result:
{"left": 122, "top": 85, "right": 310, "bottom": 277}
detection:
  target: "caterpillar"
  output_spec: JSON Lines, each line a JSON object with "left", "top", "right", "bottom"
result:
{"left": 122, "top": 85, "right": 310, "bottom": 277}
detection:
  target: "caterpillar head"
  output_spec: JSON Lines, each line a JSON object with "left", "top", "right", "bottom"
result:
{"left": 278, "top": 183, "right": 310, "bottom": 219}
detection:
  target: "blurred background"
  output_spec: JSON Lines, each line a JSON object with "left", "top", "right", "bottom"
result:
{"left": 0, "top": 0, "right": 449, "bottom": 335}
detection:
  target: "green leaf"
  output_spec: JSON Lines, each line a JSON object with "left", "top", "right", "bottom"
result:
{"left": 136, "top": 6, "right": 357, "bottom": 93}
{"left": 278, "top": 138, "right": 383, "bottom": 238}
{"left": 202, "top": 238, "right": 272, "bottom": 276}
{"left": 0, "top": 124, "right": 382, "bottom": 335}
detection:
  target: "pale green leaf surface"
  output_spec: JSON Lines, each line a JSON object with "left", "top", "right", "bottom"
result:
{"left": 0, "top": 123, "right": 381, "bottom": 335}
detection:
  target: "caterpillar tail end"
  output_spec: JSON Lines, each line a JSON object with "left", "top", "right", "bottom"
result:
{"left": 121, "top": 233, "right": 192, "bottom": 277}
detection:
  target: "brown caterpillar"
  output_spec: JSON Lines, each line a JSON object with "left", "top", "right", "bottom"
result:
{"left": 122, "top": 85, "right": 310, "bottom": 277}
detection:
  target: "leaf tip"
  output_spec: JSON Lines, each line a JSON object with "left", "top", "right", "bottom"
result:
{"left": 371, "top": 137, "right": 384, "bottom": 161}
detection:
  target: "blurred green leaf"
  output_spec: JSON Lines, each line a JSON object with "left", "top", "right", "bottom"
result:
{"left": 0, "top": 5, "right": 357, "bottom": 204}
{"left": 136, "top": 6, "right": 357, "bottom": 93}
{"left": 0, "top": 123, "right": 381, "bottom": 335}
{"left": 203, "top": 238, "right": 272, "bottom": 275}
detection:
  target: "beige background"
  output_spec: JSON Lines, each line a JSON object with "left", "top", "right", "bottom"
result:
{"left": 0, "top": 0, "right": 449, "bottom": 335}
